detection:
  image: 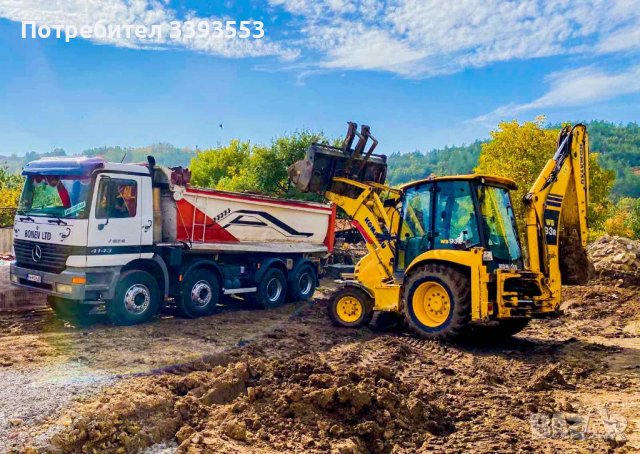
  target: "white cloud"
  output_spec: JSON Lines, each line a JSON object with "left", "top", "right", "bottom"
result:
{"left": 2, "top": 0, "right": 639, "bottom": 76}
{"left": 271, "top": 0, "right": 640, "bottom": 77}
{"left": 0, "top": 0, "right": 294, "bottom": 59}
{"left": 470, "top": 65, "right": 640, "bottom": 124}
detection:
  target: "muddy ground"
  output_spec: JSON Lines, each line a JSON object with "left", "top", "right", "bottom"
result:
{"left": 0, "top": 279, "right": 638, "bottom": 453}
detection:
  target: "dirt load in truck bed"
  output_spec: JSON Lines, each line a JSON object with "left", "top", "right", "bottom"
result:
{"left": 0, "top": 274, "right": 638, "bottom": 453}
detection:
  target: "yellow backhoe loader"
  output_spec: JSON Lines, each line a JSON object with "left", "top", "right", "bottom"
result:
{"left": 288, "top": 122, "right": 592, "bottom": 339}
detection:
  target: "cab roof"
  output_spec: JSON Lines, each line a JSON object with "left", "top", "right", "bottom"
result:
{"left": 398, "top": 174, "right": 518, "bottom": 191}
{"left": 22, "top": 156, "right": 150, "bottom": 176}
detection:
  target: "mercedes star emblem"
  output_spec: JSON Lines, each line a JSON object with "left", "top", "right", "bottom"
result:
{"left": 32, "top": 244, "right": 42, "bottom": 262}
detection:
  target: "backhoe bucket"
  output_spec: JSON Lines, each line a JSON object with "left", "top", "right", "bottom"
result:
{"left": 288, "top": 122, "right": 388, "bottom": 194}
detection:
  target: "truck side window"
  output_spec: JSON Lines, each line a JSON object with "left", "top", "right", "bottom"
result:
{"left": 96, "top": 179, "right": 138, "bottom": 219}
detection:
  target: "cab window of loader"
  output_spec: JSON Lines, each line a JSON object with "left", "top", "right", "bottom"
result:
{"left": 434, "top": 181, "right": 479, "bottom": 249}
{"left": 399, "top": 184, "right": 432, "bottom": 269}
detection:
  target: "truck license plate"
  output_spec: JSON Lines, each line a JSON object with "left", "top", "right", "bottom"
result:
{"left": 26, "top": 274, "right": 42, "bottom": 283}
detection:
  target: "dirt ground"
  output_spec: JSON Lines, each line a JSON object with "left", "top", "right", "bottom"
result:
{"left": 0, "top": 279, "right": 639, "bottom": 453}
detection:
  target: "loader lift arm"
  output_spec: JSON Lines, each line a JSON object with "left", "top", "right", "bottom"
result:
{"left": 523, "top": 123, "right": 591, "bottom": 288}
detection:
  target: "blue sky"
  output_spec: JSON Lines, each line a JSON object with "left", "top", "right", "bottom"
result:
{"left": 0, "top": 0, "right": 639, "bottom": 156}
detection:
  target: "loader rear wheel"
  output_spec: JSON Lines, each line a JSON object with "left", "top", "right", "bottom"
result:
{"left": 329, "top": 286, "right": 373, "bottom": 328}
{"left": 403, "top": 264, "right": 470, "bottom": 340}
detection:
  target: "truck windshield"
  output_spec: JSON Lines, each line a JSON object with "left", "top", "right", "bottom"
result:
{"left": 18, "top": 175, "right": 92, "bottom": 219}
{"left": 477, "top": 185, "right": 522, "bottom": 262}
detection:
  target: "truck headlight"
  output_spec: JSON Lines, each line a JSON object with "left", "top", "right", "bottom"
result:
{"left": 56, "top": 283, "right": 73, "bottom": 294}
{"left": 10, "top": 273, "right": 18, "bottom": 283}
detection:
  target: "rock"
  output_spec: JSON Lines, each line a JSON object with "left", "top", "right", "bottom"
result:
{"left": 199, "top": 377, "right": 246, "bottom": 406}
{"left": 176, "top": 425, "right": 196, "bottom": 443}
{"left": 223, "top": 420, "right": 248, "bottom": 441}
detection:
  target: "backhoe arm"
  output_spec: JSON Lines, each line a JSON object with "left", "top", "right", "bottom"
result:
{"left": 523, "top": 124, "right": 590, "bottom": 290}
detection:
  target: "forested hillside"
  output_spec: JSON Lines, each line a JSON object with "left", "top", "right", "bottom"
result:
{"left": 387, "top": 121, "right": 640, "bottom": 199}
{"left": 0, "top": 143, "right": 194, "bottom": 174}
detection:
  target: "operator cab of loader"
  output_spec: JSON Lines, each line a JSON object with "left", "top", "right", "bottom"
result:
{"left": 397, "top": 175, "right": 523, "bottom": 273}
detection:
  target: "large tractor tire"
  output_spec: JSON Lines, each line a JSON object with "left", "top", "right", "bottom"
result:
{"left": 328, "top": 286, "right": 374, "bottom": 328}
{"left": 178, "top": 268, "right": 221, "bottom": 318}
{"left": 403, "top": 263, "right": 471, "bottom": 340}
{"left": 559, "top": 234, "right": 595, "bottom": 285}
{"left": 107, "top": 270, "right": 160, "bottom": 325}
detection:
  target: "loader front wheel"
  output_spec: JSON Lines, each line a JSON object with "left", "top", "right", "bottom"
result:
{"left": 403, "top": 264, "right": 470, "bottom": 340}
{"left": 329, "top": 286, "right": 373, "bottom": 328}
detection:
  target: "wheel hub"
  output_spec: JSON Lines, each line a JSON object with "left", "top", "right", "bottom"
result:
{"left": 124, "top": 284, "right": 151, "bottom": 315}
{"left": 298, "top": 272, "right": 313, "bottom": 295}
{"left": 191, "top": 280, "right": 212, "bottom": 307}
{"left": 336, "top": 296, "right": 363, "bottom": 323}
{"left": 266, "top": 277, "right": 283, "bottom": 302}
{"left": 412, "top": 281, "right": 451, "bottom": 328}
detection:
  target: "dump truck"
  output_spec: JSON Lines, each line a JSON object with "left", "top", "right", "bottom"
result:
{"left": 288, "top": 122, "right": 592, "bottom": 339}
{"left": 10, "top": 157, "right": 335, "bottom": 324}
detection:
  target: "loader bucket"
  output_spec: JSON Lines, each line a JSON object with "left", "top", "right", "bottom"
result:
{"left": 288, "top": 122, "right": 388, "bottom": 194}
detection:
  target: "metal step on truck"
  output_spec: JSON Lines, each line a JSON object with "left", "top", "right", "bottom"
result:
{"left": 10, "top": 156, "right": 336, "bottom": 325}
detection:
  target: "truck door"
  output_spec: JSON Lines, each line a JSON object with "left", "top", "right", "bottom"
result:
{"left": 139, "top": 176, "right": 153, "bottom": 249}
{"left": 87, "top": 174, "right": 143, "bottom": 266}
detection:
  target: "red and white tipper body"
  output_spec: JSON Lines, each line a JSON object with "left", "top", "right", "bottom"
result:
{"left": 158, "top": 166, "right": 336, "bottom": 254}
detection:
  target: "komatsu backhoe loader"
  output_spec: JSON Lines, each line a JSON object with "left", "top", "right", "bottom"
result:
{"left": 288, "top": 122, "right": 591, "bottom": 339}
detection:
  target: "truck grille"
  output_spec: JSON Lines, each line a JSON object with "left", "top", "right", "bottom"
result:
{"left": 14, "top": 239, "right": 70, "bottom": 273}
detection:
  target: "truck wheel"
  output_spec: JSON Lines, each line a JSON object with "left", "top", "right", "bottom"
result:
{"left": 328, "top": 286, "right": 373, "bottom": 328}
{"left": 252, "top": 267, "right": 288, "bottom": 309}
{"left": 107, "top": 270, "right": 160, "bottom": 326}
{"left": 47, "top": 296, "right": 92, "bottom": 322}
{"left": 178, "top": 268, "right": 220, "bottom": 318}
{"left": 403, "top": 264, "right": 470, "bottom": 340}
{"left": 287, "top": 263, "right": 317, "bottom": 302}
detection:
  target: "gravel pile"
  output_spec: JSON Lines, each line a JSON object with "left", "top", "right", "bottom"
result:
{"left": 0, "top": 362, "right": 114, "bottom": 451}
{"left": 588, "top": 235, "right": 640, "bottom": 273}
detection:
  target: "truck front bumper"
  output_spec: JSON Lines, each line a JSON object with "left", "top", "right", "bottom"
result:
{"left": 9, "top": 262, "right": 119, "bottom": 303}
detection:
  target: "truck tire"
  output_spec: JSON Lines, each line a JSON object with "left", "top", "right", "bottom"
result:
{"left": 107, "top": 270, "right": 160, "bottom": 326}
{"left": 328, "top": 286, "right": 374, "bottom": 328}
{"left": 251, "top": 267, "right": 288, "bottom": 309}
{"left": 403, "top": 263, "right": 471, "bottom": 340}
{"left": 287, "top": 263, "right": 317, "bottom": 302}
{"left": 178, "top": 268, "right": 220, "bottom": 318}
{"left": 47, "top": 296, "right": 92, "bottom": 322}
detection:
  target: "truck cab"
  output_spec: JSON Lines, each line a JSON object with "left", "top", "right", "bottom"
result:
{"left": 11, "top": 157, "right": 154, "bottom": 311}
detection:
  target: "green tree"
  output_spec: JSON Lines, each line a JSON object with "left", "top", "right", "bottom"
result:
{"left": 475, "top": 120, "right": 614, "bottom": 236}
{"left": 188, "top": 131, "right": 331, "bottom": 200}
{"left": 0, "top": 165, "right": 24, "bottom": 227}
{"left": 190, "top": 140, "right": 251, "bottom": 189}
